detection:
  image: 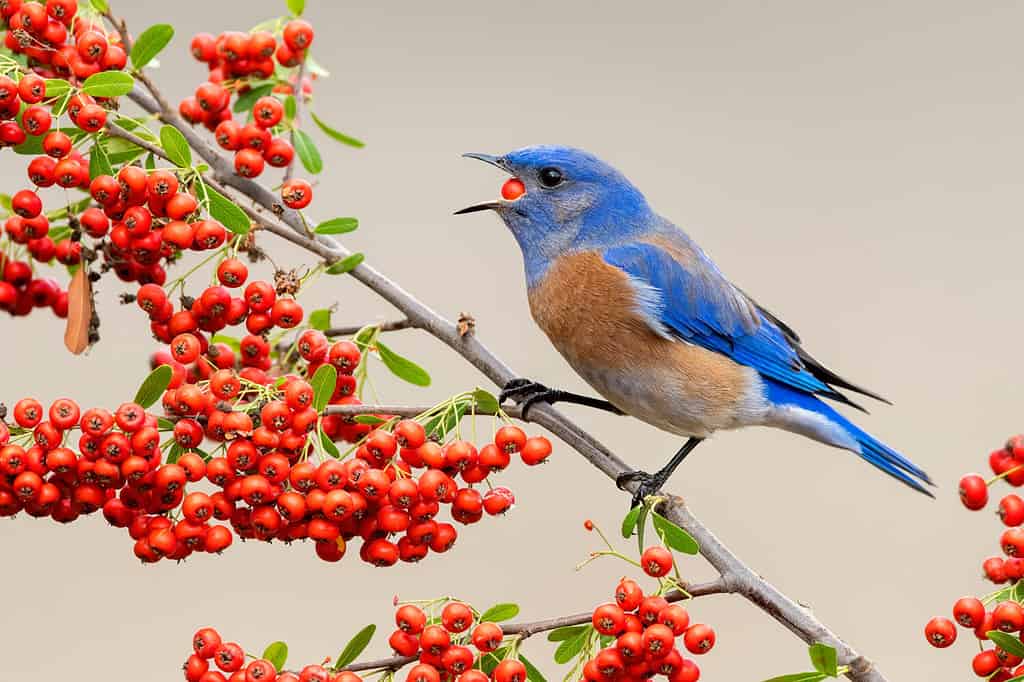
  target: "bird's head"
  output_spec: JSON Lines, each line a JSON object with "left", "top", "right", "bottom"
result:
{"left": 456, "top": 146, "right": 652, "bottom": 284}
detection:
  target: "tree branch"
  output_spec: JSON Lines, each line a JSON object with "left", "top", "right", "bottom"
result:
{"left": 336, "top": 580, "right": 727, "bottom": 673}
{"left": 118, "top": 42, "right": 886, "bottom": 682}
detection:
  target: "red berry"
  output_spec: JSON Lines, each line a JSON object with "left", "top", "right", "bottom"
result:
{"left": 592, "top": 603, "right": 626, "bottom": 636}
{"left": 641, "top": 545, "right": 674, "bottom": 577}
{"left": 683, "top": 624, "right": 715, "bottom": 654}
{"left": 924, "top": 617, "right": 957, "bottom": 648}
{"left": 954, "top": 597, "right": 986, "bottom": 629}
{"left": 960, "top": 474, "right": 989, "bottom": 510}
{"left": 281, "top": 178, "right": 312, "bottom": 209}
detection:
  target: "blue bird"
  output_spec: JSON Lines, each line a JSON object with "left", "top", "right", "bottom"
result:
{"left": 456, "top": 145, "right": 932, "bottom": 505}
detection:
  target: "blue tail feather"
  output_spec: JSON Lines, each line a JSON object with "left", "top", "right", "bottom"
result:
{"left": 763, "top": 380, "right": 933, "bottom": 496}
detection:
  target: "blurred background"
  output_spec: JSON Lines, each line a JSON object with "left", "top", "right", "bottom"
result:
{"left": 3, "top": 1, "right": 1023, "bottom": 679}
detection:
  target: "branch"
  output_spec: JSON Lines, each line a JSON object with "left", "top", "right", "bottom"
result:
{"left": 118, "top": 37, "right": 885, "bottom": 682}
{"left": 335, "top": 580, "right": 727, "bottom": 673}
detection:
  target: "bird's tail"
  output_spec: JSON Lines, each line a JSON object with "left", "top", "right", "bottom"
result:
{"left": 763, "top": 380, "right": 934, "bottom": 496}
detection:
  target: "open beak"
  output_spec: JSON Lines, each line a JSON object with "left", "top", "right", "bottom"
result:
{"left": 455, "top": 152, "right": 514, "bottom": 215}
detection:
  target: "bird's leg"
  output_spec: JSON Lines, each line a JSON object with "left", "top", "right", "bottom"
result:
{"left": 617, "top": 437, "right": 704, "bottom": 509}
{"left": 499, "top": 378, "right": 624, "bottom": 420}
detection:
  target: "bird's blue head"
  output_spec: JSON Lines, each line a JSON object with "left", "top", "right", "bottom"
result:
{"left": 456, "top": 145, "right": 654, "bottom": 286}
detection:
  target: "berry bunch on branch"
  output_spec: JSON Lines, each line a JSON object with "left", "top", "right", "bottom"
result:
{"left": 0, "top": 0, "right": 903, "bottom": 680}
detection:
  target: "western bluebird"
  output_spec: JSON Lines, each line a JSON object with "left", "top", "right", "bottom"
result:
{"left": 457, "top": 146, "right": 931, "bottom": 506}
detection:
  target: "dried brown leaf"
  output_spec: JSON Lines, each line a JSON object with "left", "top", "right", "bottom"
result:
{"left": 64, "top": 268, "right": 92, "bottom": 355}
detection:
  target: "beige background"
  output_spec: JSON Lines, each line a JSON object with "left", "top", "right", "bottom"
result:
{"left": 3, "top": 1, "right": 1022, "bottom": 680}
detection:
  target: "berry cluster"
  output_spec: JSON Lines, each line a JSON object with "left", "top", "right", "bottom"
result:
{"left": 184, "top": 626, "right": 363, "bottom": 682}
{"left": 179, "top": 23, "right": 315, "bottom": 208}
{"left": 581, "top": 572, "right": 713, "bottom": 681}
{"left": 924, "top": 435, "right": 1024, "bottom": 678}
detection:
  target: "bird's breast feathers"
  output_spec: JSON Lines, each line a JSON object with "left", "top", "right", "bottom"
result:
{"left": 527, "top": 249, "right": 768, "bottom": 436}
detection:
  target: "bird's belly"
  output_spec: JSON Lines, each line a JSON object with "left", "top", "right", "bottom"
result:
{"left": 568, "top": 354, "right": 767, "bottom": 438}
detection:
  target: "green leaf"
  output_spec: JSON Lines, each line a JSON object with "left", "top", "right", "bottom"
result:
{"left": 520, "top": 655, "right": 546, "bottom": 682}
{"left": 325, "top": 253, "right": 364, "bottom": 275}
{"left": 547, "top": 625, "right": 588, "bottom": 642}
{"left": 283, "top": 94, "right": 296, "bottom": 121}
{"left": 309, "top": 308, "right": 332, "bottom": 331}
{"left": 636, "top": 505, "right": 649, "bottom": 552}
{"left": 471, "top": 389, "right": 500, "bottom": 414}
{"left": 131, "top": 24, "right": 174, "bottom": 70}
{"left": 554, "top": 626, "right": 592, "bottom": 664}
{"left": 165, "top": 442, "right": 182, "bottom": 464}
{"left": 287, "top": 0, "right": 305, "bottom": 15}
{"left": 157, "top": 417, "right": 175, "bottom": 431}
{"left": 0, "top": 194, "right": 12, "bottom": 215}
{"left": 13, "top": 135, "right": 45, "bottom": 155}
{"left": 479, "top": 603, "right": 519, "bottom": 623}
{"left": 204, "top": 183, "right": 251, "bottom": 235}
{"left": 89, "top": 0, "right": 109, "bottom": 12}
{"left": 376, "top": 341, "right": 431, "bottom": 387}
{"left": 89, "top": 139, "right": 113, "bottom": 178}
{"left": 293, "top": 129, "right": 323, "bottom": 174}
{"left": 261, "top": 642, "right": 288, "bottom": 672}
{"left": 314, "top": 217, "right": 359, "bottom": 235}
{"left": 1006, "top": 676, "right": 1024, "bottom": 682}
{"left": 82, "top": 71, "right": 135, "bottom": 97}
{"left": 211, "top": 334, "right": 241, "bottom": 353}
{"left": 310, "top": 363, "right": 337, "bottom": 413}
{"left": 334, "top": 624, "right": 375, "bottom": 670}
{"left": 43, "top": 78, "right": 70, "bottom": 99}
{"left": 354, "top": 415, "right": 386, "bottom": 425}
{"left": 134, "top": 365, "right": 173, "bottom": 408}
{"left": 808, "top": 644, "right": 837, "bottom": 676}
{"left": 987, "top": 631, "right": 1024, "bottom": 658}
{"left": 310, "top": 111, "right": 365, "bottom": 148}
{"left": 761, "top": 675, "right": 829, "bottom": 682}
{"left": 319, "top": 430, "right": 340, "bottom": 458}
{"left": 233, "top": 82, "right": 275, "bottom": 113}
{"left": 651, "top": 511, "right": 699, "bottom": 555}
{"left": 621, "top": 506, "right": 642, "bottom": 538}
{"left": 159, "top": 124, "right": 191, "bottom": 167}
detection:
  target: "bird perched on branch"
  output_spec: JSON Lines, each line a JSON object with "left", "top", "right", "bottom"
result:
{"left": 456, "top": 146, "right": 932, "bottom": 507}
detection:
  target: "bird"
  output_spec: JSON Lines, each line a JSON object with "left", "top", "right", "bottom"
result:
{"left": 455, "top": 145, "right": 932, "bottom": 507}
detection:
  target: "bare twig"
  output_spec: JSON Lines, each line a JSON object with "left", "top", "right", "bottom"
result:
{"left": 117, "top": 31, "right": 885, "bottom": 682}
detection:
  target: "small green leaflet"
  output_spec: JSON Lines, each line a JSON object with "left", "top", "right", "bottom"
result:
{"left": 808, "top": 643, "right": 838, "bottom": 676}
{"left": 479, "top": 603, "right": 519, "bottom": 623}
{"left": 89, "top": 0, "right": 109, "bottom": 12}
{"left": 211, "top": 334, "right": 241, "bottom": 353}
{"left": 621, "top": 506, "right": 642, "bottom": 538}
{"left": 310, "top": 111, "right": 365, "bottom": 148}
{"left": 319, "top": 431, "right": 340, "bottom": 458}
{"left": 131, "top": 24, "right": 174, "bottom": 70}
{"left": 165, "top": 442, "right": 183, "bottom": 464}
{"left": 987, "top": 631, "right": 1024, "bottom": 658}
{"left": 651, "top": 511, "right": 699, "bottom": 555}
{"left": 134, "top": 365, "right": 173, "bottom": 408}
{"left": 283, "top": 94, "right": 296, "bottom": 121}
{"left": 157, "top": 417, "right": 175, "bottom": 431}
{"left": 553, "top": 625, "right": 592, "bottom": 664}
{"left": 261, "top": 642, "right": 288, "bottom": 672}
{"left": 1007, "top": 676, "right": 1024, "bottom": 682}
{"left": 159, "top": 124, "right": 192, "bottom": 168}
{"left": 204, "top": 183, "right": 252, "bottom": 235}
{"left": 354, "top": 415, "right": 386, "bottom": 425}
{"left": 314, "top": 217, "right": 359, "bottom": 235}
{"left": 520, "top": 655, "right": 547, "bottom": 682}
{"left": 293, "top": 129, "right": 323, "bottom": 173}
{"left": 310, "top": 364, "right": 337, "bottom": 412}
{"left": 470, "top": 388, "right": 500, "bottom": 413}
{"left": 546, "top": 624, "right": 588, "bottom": 642}
{"left": 0, "top": 194, "right": 10, "bottom": 215}
{"left": 334, "top": 624, "right": 375, "bottom": 670}
{"left": 43, "top": 78, "right": 71, "bottom": 98}
{"left": 89, "top": 140, "right": 114, "bottom": 178}
{"left": 325, "top": 253, "right": 364, "bottom": 275}
{"left": 761, "top": 675, "right": 828, "bottom": 682}
{"left": 82, "top": 71, "right": 135, "bottom": 97}
{"left": 308, "top": 308, "right": 332, "bottom": 331}
{"left": 233, "top": 82, "right": 275, "bottom": 113}
{"left": 287, "top": 0, "right": 305, "bottom": 15}
{"left": 377, "top": 341, "right": 431, "bottom": 387}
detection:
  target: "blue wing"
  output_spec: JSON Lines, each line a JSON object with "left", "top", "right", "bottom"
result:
{"left": 603, "top": 242, "right": 835, "bottom": 397}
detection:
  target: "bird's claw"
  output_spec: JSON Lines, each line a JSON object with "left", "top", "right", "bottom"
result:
{"left": 616, "top": 469, "right": 665, "bottom": 510}
{"left": 499, "top": 378, "right": 556, "bottom": 420}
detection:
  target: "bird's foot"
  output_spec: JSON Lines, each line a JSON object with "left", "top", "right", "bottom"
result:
{"left": 616, "top": 469, "right": 670, "bottom": 510}
{"left": 499, "top": 378, "right": 559, "bottom": 420}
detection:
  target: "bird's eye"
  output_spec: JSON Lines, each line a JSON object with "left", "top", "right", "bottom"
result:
{"left": 538, "top": 167, "right": 564, "bottom": 188}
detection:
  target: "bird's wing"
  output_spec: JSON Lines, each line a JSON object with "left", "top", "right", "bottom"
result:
{"left": 603, "top": 242, "right": 863, "bottom": 405}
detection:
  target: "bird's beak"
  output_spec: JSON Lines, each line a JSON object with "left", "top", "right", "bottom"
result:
{"left": 455, "top": 152, "right": 514, "bottom": 215}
